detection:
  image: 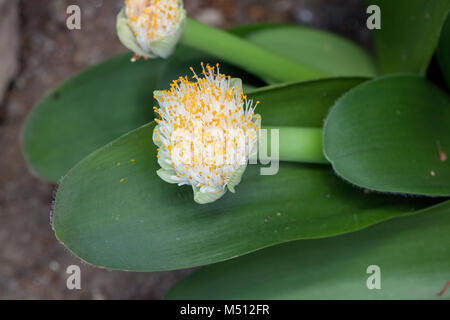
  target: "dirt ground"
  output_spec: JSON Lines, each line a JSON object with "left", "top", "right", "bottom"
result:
{"left": 0, "top": 0, "right": 370, "bottom": 299}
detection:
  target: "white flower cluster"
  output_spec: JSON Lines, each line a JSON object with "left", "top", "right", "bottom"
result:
{"left": 153, "top": 64, "right": 261, "bottom": 204}
{"left": 117, "top": 0, "right": 186, "bottom": 59}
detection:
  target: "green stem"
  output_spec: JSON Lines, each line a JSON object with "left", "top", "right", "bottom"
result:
{"left": 261, "top": 126, "right": 328, "bottom": 164}
{"left": 181, "top": 18, "right": 325, "bottom": 83}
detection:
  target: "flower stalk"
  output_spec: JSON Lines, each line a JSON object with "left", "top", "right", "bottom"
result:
{"left": 181, "top": 18, "right": 326, "bottom": 83}
{"left": 260, "top": 126, "right": 327, "bottom": 164}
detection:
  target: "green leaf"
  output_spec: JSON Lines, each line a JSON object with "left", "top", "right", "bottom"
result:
{"left": 23, "top": 53, "right": 164, "bottom": 182}
{"left": 166, "top": 200, "right": 450, "bottom": 299}
{"left": 324, "top": 74, "right": 450, "bottom": 196}
{"left": 438, "top": 14, "right": 450, "bottom": 88}
{"left": 367, "top": 0, "right": 450, "bottom": 74}
{"left": 246, "top": 27, "right": 377, "bottom": 78}
{"left": 52, "top": 78, "right": 437, "bottom": 272}
{"left": 247, "top": 77, "right": 366, "bottom": 127}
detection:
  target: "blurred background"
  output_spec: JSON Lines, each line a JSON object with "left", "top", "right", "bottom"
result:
{"left": 0, "top": 0, "right": 371, "bottom": 299}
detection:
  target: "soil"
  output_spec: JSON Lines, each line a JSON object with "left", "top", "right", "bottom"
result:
{"left": 0, "top": 0, "right": 370, "bottom": 299}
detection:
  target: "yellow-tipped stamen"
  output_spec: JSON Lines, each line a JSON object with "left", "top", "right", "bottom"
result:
{"left": 153, "top": 64, "right": 261, "bottom": 204}
{"left": 118, "top": 0, "right": 186, "bottom": 59}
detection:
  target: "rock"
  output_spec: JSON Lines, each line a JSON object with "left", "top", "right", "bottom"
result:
{"left": 194, "top": 8, "right": 225, "bottom": 27}
{"left": 0, "top": 0, "right": 19, "bottom": 105}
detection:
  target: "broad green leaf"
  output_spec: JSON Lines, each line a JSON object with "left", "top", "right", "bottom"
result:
{"left": 246, "top": 27, "right": 377, "bottom": 78}
{"left": 367, "top": 0, "right": 450, "bottom": 74}
{"left": 247, "top": 77, "right": 366, "bottom": 127}
{"left": 166, "top": 200, "right": 450, "bottom": 300}
{"left": 438, "top": 14, "right": 450, "bottom": 88}
{"left": 324, "top": 74, "right": 450, "bottom": 196}
{"left": 52, "top": 78, "right": 437, "bottom": 272}
{"left": 23, "top": 53, "right": 163, "bottom": 182}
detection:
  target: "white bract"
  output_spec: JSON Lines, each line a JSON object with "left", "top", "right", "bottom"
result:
{"left": 153, "top": 64, "right": 261, "bottom": 204}
{"left": 117, "top": 0, "right": 186, "bottom": 59}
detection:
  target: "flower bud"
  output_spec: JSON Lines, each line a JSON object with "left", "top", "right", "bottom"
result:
{"left": 117, "top": 0, "right": 186, "bottom": 59}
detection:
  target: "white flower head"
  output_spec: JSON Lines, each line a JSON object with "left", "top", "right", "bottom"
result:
{"left": 153, "top": 63, "right": 262, "bottom": 204}
{"left": 117, "top": 0, "right": 186, "bottom": 60}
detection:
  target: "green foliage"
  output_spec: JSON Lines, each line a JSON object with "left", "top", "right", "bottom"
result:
{"left": 25, "top": 23, "right": 372, "bottom": 183}
{"left": 247, "top": 27, "right": 376, "bottom": 78}
{"left": 324, "top": 75, "right": 450, "bottom": 196}
{"left": 54, "top": 78, "right": 434, "bottom": 272}
{"left": 438, "top": 14, "right": 450, "bottom": 88}
{"left": 167, "top": 200, "right": 450, "bottom": 299}
{"left": 23, "top": 54, "right": 163, "bottom": 182}
{"left": 367, "top": 0, "right": 450, "bottom": 74}
{"left": 53, "top": 118, "right": 437, "bottom": 271}
{"left": 22, "top": 7, "right": 450, "bottom": 294}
